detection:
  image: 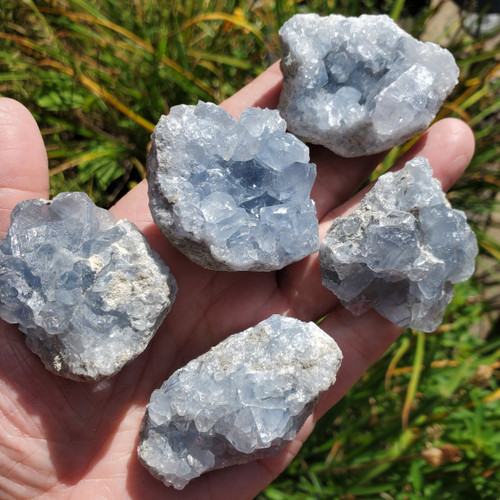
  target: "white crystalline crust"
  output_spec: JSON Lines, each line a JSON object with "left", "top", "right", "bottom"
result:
{"left": 319, "top": 158, "right": 478, "bottom": 332}
{"left": 138, "top": 314, "right": 342, "bottom": 489}
{"left": 278, "top": 14, "right": 459, "bottom": 157}
{"left": 0, "top": 192, "right": 177, "bottom": 381}
{"left": 147, "top": 102, "right": 319, "bottom": 271}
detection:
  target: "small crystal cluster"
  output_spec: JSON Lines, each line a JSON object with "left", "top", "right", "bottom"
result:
{"left": 279, "top": 14, "right": 459, "bottom": 157}
{"left": 0, "top": 192, "right": 177, "bottom": 381}
{"left": 138, "top": 314, "right": 342, "bottom": 489}
{"left": 319, "top": 158, "right": 478, "bottom": 332}
{"left": 147, "top": 102, "right": 319, "bottom": 271}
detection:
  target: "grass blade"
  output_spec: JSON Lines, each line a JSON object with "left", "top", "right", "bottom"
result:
{"left": 40, "top": 59, "right": 155, "bottom": 132}
{"left": 402, "top": 331, "right": 426, "bottom": 430}
{"left": 390, "top": 0, "right": 406, "bottom": 21}
{"left": 385, "top": 336, "right": 411, "bottom": 390}
{"left": 180, "top": 12, "right": 265, "bottom": 43}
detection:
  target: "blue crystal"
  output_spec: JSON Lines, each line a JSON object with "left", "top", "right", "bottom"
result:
{"left": 279, "top": 14, "right": 459, "bottom": 157}
{"left": 138, "top": 315, "right": 342, "bottom": 489}
{"left": 319, "top": 158, "right": 478, "bottom": 331}
{"left": 0, "top": 192, "right": 177, "bottom": 380}
{"left": 147, "top": 102, "right": 319, "bottom": 271}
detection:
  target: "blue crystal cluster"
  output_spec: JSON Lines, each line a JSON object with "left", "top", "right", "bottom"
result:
{"left": 138, "top": 315, "right": 342, "bottom": 489}
{"left": 0, "top": 192, "right": 177, "bottom": 380}
{"left": 319, "top": 158, "right": 478, "bottom": 332}
{"left": 279, "top": 14, "right": 459, "bottom": 157}
{"left": 147, "top": 102, "right": 319, "bottom": 271}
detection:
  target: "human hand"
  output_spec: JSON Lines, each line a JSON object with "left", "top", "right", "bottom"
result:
{"left": 0, "top": 62, "right": 474, "bottom": 499}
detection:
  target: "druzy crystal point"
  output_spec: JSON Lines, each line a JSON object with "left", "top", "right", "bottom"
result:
{"left": 138, "top": 314, "right": 342, "bottom": 489}
{"left": 0, "top": 192, "right": 177, "bottom": 381}
{"left": 319, "top": 158, "right": 478, "bottom": 332}
{"left": 146, "top": 102, "right": 319, "bottom": 271}
{"left": 279, "top": 14, "right": 459, "bottom": 157}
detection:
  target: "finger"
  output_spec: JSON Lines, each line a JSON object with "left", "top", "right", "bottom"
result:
{"left": 220, "top": 60, "right": 283, "bottom": 117}
{"left": 0, "top": 98, "right": 49, "bottom": 238}
{"left": 278, "top": 118, "right": 475, "bottom": 322}
{"left": 321, "top": 118, "right": 475, "bottom": 226}
{"left": 311, "top": 146, "right": 386, "bottom": 220}
{"left": 313, "top": 308, "right": 402, "bottom": 417}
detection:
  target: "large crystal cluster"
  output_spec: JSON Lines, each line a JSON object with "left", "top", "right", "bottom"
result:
{"left": 279, "top": 14, "right": 459, "bottom": 157}
{"left": 0, "top": 192, "right": 177, "bottom": 381}
{"left": 138, "top": 314, "right": 342, "bottom": 489}
{"left": 319, "top": 158, "right": 478, "bottom": 332}
{"left": 147, "top": 102, "right": 319, "bottom": 271}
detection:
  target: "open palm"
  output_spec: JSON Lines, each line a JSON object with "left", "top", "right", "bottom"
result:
{"left": 0, "top": 63, "right": 474, "bottom": 499}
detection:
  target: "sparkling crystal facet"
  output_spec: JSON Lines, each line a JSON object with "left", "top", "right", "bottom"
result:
{"left": 319, "top": 158, "right": 478, "bottom": 331}
{"left": 138, "top": 314, "right": 342, "bottom": 489}
{"left": 279, "top": 14, "right": 459, "bottom": 157}
{"left": 0, "top": 192, "right": 177, "bottom": 380}
{"left": 146, "top": 102, "right": 319, "bottom": 271}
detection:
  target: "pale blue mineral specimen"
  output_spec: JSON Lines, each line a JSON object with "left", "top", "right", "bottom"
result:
{"left": 138, "top": 314, "right": 342, "bottom": 489}
{"left": 279, "top": 14, "right": 459, "bottom": 157}
{"left": 319, "top": 158, "right": 478, "bottom": 332}
{"left": 0, "top": 192, "right": 177, "bottom": 381}
{"left": 147, "top": 102, "right": 319, "bottom": 271}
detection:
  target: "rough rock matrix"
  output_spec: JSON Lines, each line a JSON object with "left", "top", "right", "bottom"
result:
{"left": 0, "top": 192, "right": 177, "bottom": 381}
{"left": 147, "top": 102, "right": 319, "bottom": 271}
{"left": 279, "top": 14, "right": 459, "bottom": 157}
{"left": 319, "top": 158, "right": 478, "bottom": 332}
{"left": 138, "top": 314, "right": 342, "bottom": 489}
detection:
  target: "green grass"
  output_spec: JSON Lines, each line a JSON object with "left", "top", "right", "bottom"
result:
{"left": 1, "top": 1, "right": 499, "bottom": 498}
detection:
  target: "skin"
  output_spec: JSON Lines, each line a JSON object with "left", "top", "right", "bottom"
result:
{"left": 0, "top": 61, "right": 475, "bottom": 499}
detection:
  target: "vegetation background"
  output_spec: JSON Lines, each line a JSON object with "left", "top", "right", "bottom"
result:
{"left": 1, "top": 0, "right": 499, "bottom": 498}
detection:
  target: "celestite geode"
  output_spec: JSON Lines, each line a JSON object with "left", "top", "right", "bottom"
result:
{"left": 147, "top": 102, "right": 319, "bottom": 271}
{"left": 319, "top": 158, "right": 478, "bottom": 332}
{"left": 138, "top": 314, "right": 342, "bottom": 489}
{"left": 279, "top": 14, "right": 459, "bottom": 157}
{"left": 0, "top": 192, "right": 177, "bottom": 381}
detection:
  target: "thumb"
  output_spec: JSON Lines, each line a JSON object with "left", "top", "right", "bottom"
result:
{"left": 0, "top": 98, "right": 49, "bottom": 238}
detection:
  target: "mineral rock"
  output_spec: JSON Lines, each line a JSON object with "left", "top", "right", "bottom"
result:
{"left": 138, "top": 314, "right": 342, "bottom": 489}
{"left": 319, "top": 158, "right": 478, "bottom": 332}
{"left": 279, "top": 14, "right": 459, "bottom": 157}
{"left": 0, "top": 192, "right": 177, "bottom": 381}
{"left": 147, "top": 102, "right": 319, "bottom": 271}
